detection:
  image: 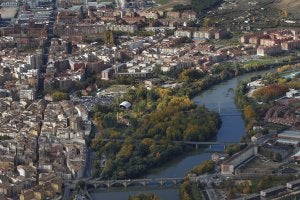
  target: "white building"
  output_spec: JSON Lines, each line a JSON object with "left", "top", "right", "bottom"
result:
{"left": 174, "top": 30, "right": 192, "bottom": 38}
{"left": 286, "top": 89, "right": 300, "bottom": 98}
{"left": 19, "top": 89, "right": 36, "bottom": 101}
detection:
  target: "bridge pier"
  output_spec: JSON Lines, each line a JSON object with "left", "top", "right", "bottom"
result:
{"left": 209, "top": 144, "right": 212, "bottom": 149}
{"left": 159, "top": 179, "right": 163, "bottom": 187}
{"left": 195, "top": 144, "right": 198, "bottom": 150}
{"left": 173, "top": 179, "right": 178, "bottom": 185}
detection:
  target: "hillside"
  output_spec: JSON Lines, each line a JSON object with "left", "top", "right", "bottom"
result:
{"left": 155, "top": 0, "right": 191, "bottom": 11}
{"left": 275, "top": 0, "right": 300, "bottom": 18}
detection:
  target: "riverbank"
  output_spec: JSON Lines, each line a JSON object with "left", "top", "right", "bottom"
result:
{"left": 234, "top": 63, "right": 300, "bottom": 140}
{"left": 180, "top": 58, "right": 300, "bottom": 99}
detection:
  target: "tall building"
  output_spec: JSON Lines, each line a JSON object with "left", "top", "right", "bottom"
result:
{"left": 65, "top": 41, "right": 72, "bottom": 54}
{"left": 27, "top": 54, "right": 42, "bottom": 69}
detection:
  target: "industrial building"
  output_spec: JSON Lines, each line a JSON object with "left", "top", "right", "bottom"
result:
{"left": 291, "top": 151, "right": 300, "bottom": 161}
{"left": 234, "top": 193, "right": 260, "bottom": 200}
{"left": 260, "top": 185, "right": 286, "bottom": 198}
{"left": 277, "top": 130, "right": 300, "bottom": 141}
{"left": 287, "top": 179, "right": 300, "bottom": 189}
{"left": 221, "top": 145, "right": 258, "bottom": 175}
{"left": 276, "top": 138, "right": 300, "bottom": 147}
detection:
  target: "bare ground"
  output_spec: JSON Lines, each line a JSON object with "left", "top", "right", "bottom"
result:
{"left": 155, "top": 0, "right": 191, "bottom": 11}
{"left": 275, "top": 0, "right": 300, "bottom": 18}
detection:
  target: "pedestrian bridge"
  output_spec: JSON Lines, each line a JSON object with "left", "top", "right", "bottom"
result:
{"left": 84, "top": 177, "right": 184, "bottom": 189}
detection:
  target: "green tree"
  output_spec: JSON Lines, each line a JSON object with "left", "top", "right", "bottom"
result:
{"left": 257, "top": 176, "right": 271, "bottom": 190}
{"left": 191, "top": 160, "right": 215, "bottom": 175}
{"left": 243, "top": 105, "right": 256, "bottom": 122}
{"left": 109, "top": 31, "right": 115, "bottom": 44}
{"left": 75, "top": 180, "right": 86, "bottom": 191}
{"left": 129, "top": 193, "right": 160, "bottom": 200}
{"left": 225, "top": 144, "right": 244, "bottom": 156}
{"left": 273, "top": 153, "right": 282, "bottom": 162}
{"left": 241, "top": 181, "right": 252, "bottom": 194}
{"left": 51, "top": 91, "right": 70, "bottom": 101}
{"left": 203, "top": 17, "right": 215, "bottom": 27}
{"left": 116, "top": 143, "right": 133, "bottom": 161}
{"left": 76, "top": 90, "right": 83, "bottom": 97}
{"left": 179, "top": 69, "right": 204, "bottom": 82}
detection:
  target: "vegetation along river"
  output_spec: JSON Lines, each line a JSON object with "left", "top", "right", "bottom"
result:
{"left": 91, "top": 68, "right": 274, "bottom": 200}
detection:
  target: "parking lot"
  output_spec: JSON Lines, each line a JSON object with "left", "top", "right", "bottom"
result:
{"left": 71, "top": 95, "right": 116, "bottom": 111}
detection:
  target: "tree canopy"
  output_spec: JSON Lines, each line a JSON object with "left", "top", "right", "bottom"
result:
{"left": 253, "top": 84, "right": 289, "bottom": 101}
{"left": 51, "top": 91, "right": 70, "bottom": 101}
{"left": 91, "top": 87, "right": 221, "bottom": 179}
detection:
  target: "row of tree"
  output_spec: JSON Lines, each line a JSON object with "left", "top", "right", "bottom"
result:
{"left": 176, "top": 61, "right": 279, "bottom": 98}
{"left": 129, "top": 194, "right": 160, "bottom": 200}
{"left": 253, "top": 84, "right": 289, "bottom": 102}
{"left": 180, "top": 179, "right": 203, "bottom": 200}
{"left": 191, "top": 160, "right": 215, "bottom": 175}
{"left": 277, "top": 63, "right": 300, "bottom": 73}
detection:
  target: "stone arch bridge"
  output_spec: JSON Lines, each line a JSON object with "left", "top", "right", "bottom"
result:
{"left": 84, "top": 178, "right": 184, "bottom": 189}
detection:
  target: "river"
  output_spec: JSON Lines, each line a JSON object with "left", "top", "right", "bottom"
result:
{"left": 91, "top": 69, "right": 273, "bottom": 200}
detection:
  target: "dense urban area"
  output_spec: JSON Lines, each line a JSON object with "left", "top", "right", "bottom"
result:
{"left": 0, "top": 0, "right": 299, "bottom": 200}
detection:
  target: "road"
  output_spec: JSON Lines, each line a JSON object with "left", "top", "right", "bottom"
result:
{"left": 197, "top": 174, "right": 221, "bottom": 200}
{"left": 37, "top": 0, "right": 56, "bottom": 96}
{"left": 83, "top": 147, "right": 93, "bottom": 178}
{"left": 62, "top": 185, "right": 71, "bottom": 200}
{"left": 206, "top": 187, "right": 218, "bottom": 200}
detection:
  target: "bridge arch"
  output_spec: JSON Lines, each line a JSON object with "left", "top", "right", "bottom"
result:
{"left": 127, "top": 181, "right": 145, "bottom": 187}
{"left": 86, "top": 183, "right": 96, "bottom": 191}
{"left": 162, "top": 180, "right": 177, "bottom": 187}
{"left": 146, "top": 180, "right": 162, "bottom": 187}
{"left": 95, "top": 182, "right": 109, "bottom": 188}
{"left": 110, "top": 181, "right": 126, "bottom": 188}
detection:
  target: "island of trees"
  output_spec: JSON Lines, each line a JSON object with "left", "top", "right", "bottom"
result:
{"left": 91, "top": 87, "right": 221, "bottom": 179}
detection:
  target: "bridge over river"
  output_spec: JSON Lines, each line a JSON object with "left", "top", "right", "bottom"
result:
{"left": 68, "top": 177, "right": 185, "bottom": 190}
{"left": 101, "top": 138, "right": 246, "bottom": 149}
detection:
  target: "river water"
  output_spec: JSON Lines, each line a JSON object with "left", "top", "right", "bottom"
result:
{"left": 91, "top": 69, "right": 273, "bottom": 200}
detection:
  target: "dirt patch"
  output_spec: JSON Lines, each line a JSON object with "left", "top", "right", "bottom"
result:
{"left": 275, "top": 0, "right": 300, "bottom": 18}
{"left": 155, "top": 0, "right": 191, "bottom": 11}
{"left": 238, "top": 156, "right": 283, "bottom": 175}
{"left": 0, "top": 7, "right": 18, "bottom": 19}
